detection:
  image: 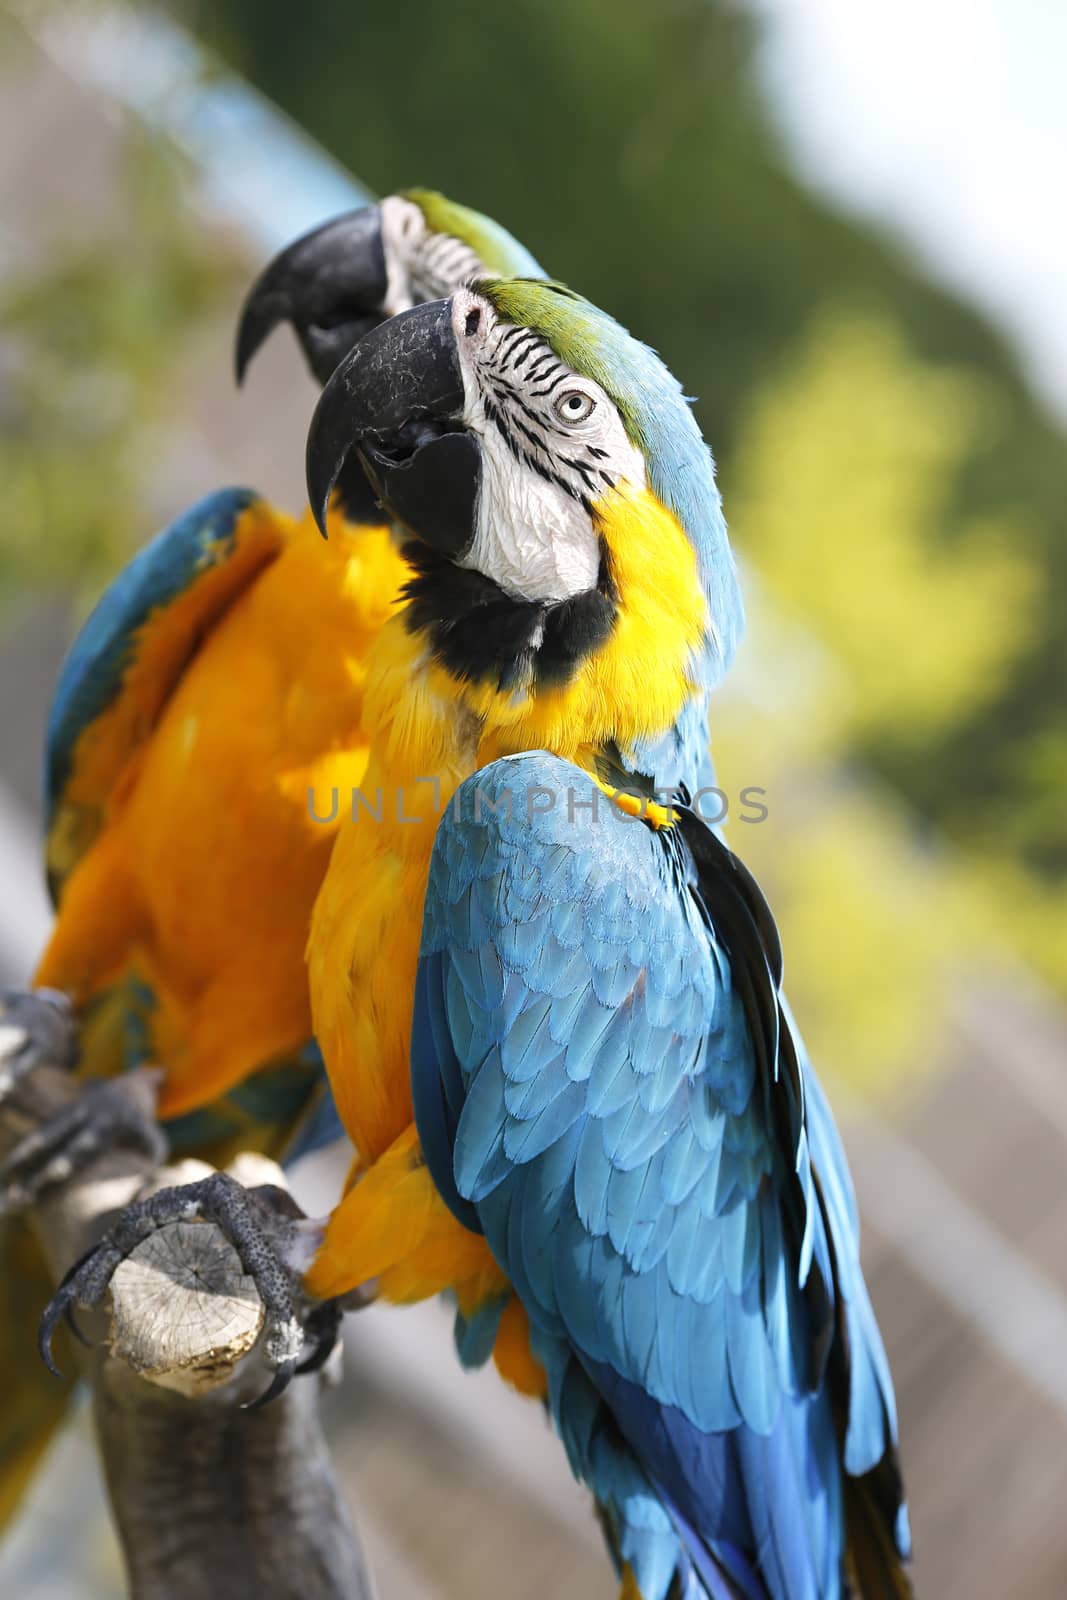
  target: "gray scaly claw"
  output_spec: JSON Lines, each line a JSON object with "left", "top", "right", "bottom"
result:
{"left": 0, "top": 988, "right": 78, "bottom": 1096}
{"left": 0, "top": 1067, "right": 166, "bottom": 1214}
{"left": 39, "top": 1171, "right": 338, "bottom": 1404}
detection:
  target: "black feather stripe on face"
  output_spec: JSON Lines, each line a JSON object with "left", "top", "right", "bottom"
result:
{"left": 400, "top": 538, "right": 617, "bottom": 691}
{"left": 475, "top": 321, "right": 620, "bottom": 515}
{"left": 481, "top": 391, "right": 594, "bottom": 515}
{"left": 409, "top": 231, "right": 485, "bottom": 304}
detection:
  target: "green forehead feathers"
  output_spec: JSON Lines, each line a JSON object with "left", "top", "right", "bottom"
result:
{"left": 401, "top": 189, "right": 544, "bottom": 281}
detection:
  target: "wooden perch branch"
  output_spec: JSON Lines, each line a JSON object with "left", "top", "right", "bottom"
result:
{"left": 0, "top": 1053, "right": 374, "bottom": 1600}
{"left": 107, "top": 1189, "right": 265, "bottom": 1394}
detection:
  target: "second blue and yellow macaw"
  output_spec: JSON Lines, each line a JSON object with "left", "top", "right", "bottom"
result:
{"left": 294, "top": 281, "right": 912, "bottom": 1597}
{"left": 36, "top": 189, "right": 542, "bottom": 1130}
{"left": 2, "top": 190, "right": 543, "bottom": 1531}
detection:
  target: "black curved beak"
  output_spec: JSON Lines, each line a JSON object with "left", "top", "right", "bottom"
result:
{"left": 235, "top": 206, "right": 387, "bottom": 387}
{"left": 306, "top": 298, "right": 481, "bottom": 557}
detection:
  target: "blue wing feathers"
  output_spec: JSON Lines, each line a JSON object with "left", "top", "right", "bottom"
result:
{"left": 411, "top": 753, "right": 907, "bottom": 1599}
{"left": 502, "top": 1071, "right": 587, "bottom": 1163}
{"left": 410, "top": 954, "right": 481, "bottom": 1232}
{"left": 454, "top": 1292, "right": 508, "bottom": 1368}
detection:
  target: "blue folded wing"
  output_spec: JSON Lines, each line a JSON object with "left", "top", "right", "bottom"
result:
{"left": 411, "top": 753, "right": 910, "bottom": 1599}
{"left": 44, "top": 486, "right": 283, "bottom": 897}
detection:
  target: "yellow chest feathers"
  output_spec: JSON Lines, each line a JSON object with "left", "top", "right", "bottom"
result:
{"left": 306, "top": 482, "right": 710, "bottom": 1162}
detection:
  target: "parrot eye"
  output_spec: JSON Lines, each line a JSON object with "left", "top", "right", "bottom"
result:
{"left": 553, "top": 389, "right": 597, "bottom": 426}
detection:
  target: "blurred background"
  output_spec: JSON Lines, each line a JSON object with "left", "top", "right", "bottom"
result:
{"left": 1, "top": 0, "right": 1065, "bottom": 1594}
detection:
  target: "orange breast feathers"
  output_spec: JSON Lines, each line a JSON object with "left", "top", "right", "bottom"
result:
{"left": 36, "top": 509, "right": 409, "bottom": 1117}
{"left": 304, "top": 616, "right": 478, "bottom": 1168}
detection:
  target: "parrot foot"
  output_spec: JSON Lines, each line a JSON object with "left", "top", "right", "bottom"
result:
{"left": 0, "top": 987, "right": 79, "bottom": 1097}
{"left": 0, "top": 1066, "right": 167, "bottom": 1214}
{"left": 39, "top": 1170, "right": 342, "bottom": 1405}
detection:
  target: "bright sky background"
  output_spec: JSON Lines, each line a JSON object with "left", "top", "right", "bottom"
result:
{"left": 746, "top": 0, "right": 1067, "bottom": 421}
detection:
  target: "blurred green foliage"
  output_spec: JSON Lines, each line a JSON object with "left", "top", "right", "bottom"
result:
{"left": 732, "top": 313, "right": 1035, "bottom": 749}
{"left": 708, "top": 311, "right": 1048, "bottom": 1077}
{"left": 0, "top": 120, "right": 242, "bottom": 607}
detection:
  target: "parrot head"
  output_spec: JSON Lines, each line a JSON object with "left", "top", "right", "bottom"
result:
{"left": 235, "top": 192, "right": 543, "bottom": 529}
{"left": 235, "top": 190, "right": 544, "bottom": 388}
{"left": 305, "top": 280, "right": 744, "bottom": 772}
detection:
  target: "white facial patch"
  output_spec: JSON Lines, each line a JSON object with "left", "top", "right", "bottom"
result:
{"left": 471, "top": 427, "right": 600, "bottom": 602}
{"left": 448, "top": 289, "right": 647, "bottom": 605}
{"left": 380, "top": 196, "right": 486, "bottom": 316}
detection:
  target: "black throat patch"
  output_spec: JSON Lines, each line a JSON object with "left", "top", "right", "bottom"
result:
{"left": 400, "top": 538, "right": 618, "bottom": 691}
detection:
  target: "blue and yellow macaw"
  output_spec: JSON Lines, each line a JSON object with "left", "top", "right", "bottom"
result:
{"left": 292, "top": 280, "right": 912, "bottom": 1597}
{"left": 0, "top": 191, "right": 543, "bottom": 1530}
{"left": 36, "top": 190, "right": 542, "bottom": 1130}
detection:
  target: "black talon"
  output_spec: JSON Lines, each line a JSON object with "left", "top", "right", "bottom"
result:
{"left": 64, "top": 1302, "right": 91, "bottom": 1349}
{"left": 38, "top": 1308, "right": 65, "bottom": 1379}
{"left": 39, "top": 1291, "right": 73, "bottom": 1378}
{"left": 38, "top": 1237, "right": 111, "bottom": 1375}
{"left": 243, "top": 1358, "right": 298, "bottom": 1411}
{"left": 295, "top": 1300, "right": 343, "bottom": 1375}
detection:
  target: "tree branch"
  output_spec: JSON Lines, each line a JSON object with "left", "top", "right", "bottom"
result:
{"left": 0, "top": 1049, "right": 374, "bottom": 1600}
